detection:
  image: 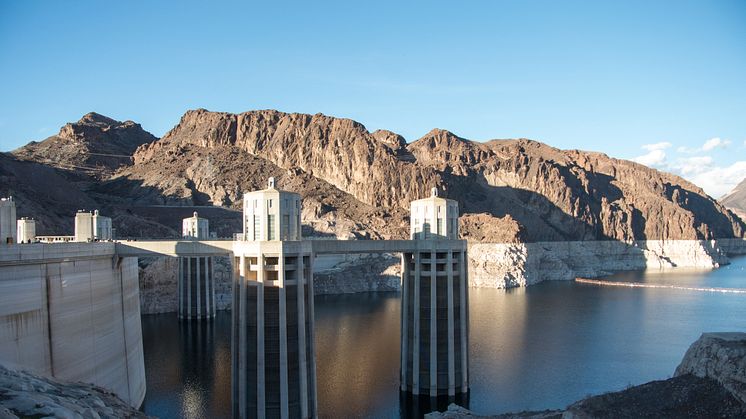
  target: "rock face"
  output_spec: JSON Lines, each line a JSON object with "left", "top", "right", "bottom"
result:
{"left": 427, "top": 333, "right": 746, "bottom": 418}
{"left": 0, "top": 363, "right": 151, "bottom": 418}
{"left": 675, "top": 332, "right": 746, "bottom": 404}
{"left": 13, "top": 112, "right": 156, "bottom": 176}
{"left": 132, "top": 108, "right": 743, "bottom": 243}
{"left": 469, "top": 240, "right": 731, "bottom": 288}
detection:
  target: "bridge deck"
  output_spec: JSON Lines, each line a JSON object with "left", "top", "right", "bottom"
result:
{"left": 114, "top": 239, "right": 466, "bottom": 257}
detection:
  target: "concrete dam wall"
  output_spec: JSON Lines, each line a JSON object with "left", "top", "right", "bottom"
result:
{"left": 0, "top": 243, "right": 145, "bottom": 408}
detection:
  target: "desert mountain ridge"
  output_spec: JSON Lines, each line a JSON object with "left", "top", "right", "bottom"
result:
{"left": 2, "top": 109, "right": 743, "bottom": 243}
{"left": 720, "top": 178, "right": 746, "bottom": 221}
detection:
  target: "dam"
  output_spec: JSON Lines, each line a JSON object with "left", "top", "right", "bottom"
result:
{"left": 0, "top": 182, "right": 470, "bottom": 418}
{"left": 0, "top": 242, "right": 146, "bottom": 408}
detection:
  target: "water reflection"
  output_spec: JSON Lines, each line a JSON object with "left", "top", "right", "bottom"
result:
{"left": 141, "top": 315, "right": 231, "bottom": 419}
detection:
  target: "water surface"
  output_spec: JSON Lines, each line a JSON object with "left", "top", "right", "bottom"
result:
{"left": 141, "top": 257, "right": 746, "bottom": 418}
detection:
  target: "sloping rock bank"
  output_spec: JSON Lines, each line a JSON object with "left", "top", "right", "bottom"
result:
{"left": 469, "top": 239, "right": 736, "bottom": 288}
{"left": 0, "top": 363, "right": 150, "bottom": 418}
{"left": 675, "top": 332, "right": 746, "bottom": 404}
{"left": 427, "top": 333, "right": 746, "bottom": 418}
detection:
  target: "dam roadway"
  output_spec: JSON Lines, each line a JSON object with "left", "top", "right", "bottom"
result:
{"left": 113, "top": 238, "right": 466, "bottom": 257}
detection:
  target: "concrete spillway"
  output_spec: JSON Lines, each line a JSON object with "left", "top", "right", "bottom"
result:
{"left": 0, "top": 243, "right": 146, "bottom": 408}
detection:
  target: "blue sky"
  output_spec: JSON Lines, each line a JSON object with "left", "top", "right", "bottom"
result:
{"left": 1, "top": 0, "right": 744, "bottom": 197}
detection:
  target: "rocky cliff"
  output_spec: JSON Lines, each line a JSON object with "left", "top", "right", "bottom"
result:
{"left": 127, "top": 109, "right": 743, "bottom": 243}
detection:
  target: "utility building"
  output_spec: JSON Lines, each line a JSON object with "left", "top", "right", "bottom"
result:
{"left": 74, "top": 210, "right": 112, "bottom": 242}
{"left": 17, "top": 218, "right": 36, "bottom": 243}
{"left": 183, "top": 211, "right": 209, "bottom": 239}
{"left": 232, "top": 177, "right": 316, "bottom": 419}
{"left": 410, "top": 188, "right": 459, "bottom": 239}
{"left": 242, "top": 177, "right": 302, "bottom": 241}
{"left": 178, "top": 212, "right": 215, "bottom": 320}
{"left": 0, "top": 197, "right": 17, "bottom": 244}
{"left": 401, "top": 188, "right": 469, "bottom": 398}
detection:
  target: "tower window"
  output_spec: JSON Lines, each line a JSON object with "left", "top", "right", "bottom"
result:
{"left": 268, "top": 215, "right": 276, "bottom": 240}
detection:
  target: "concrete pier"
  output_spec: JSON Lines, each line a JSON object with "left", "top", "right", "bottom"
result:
{"left": 400, "top": 247, "right": 469, "bottom": 397}
{"left": 178, "top": 256, "right": 216, "bottom": 320}
{"left": 232, "top": 241, "right": 316, "bottom": 419}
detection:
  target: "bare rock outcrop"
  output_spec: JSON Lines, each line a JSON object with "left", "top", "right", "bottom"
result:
{"left": 13, "top": 112, "right": 156, "bottom": 176}
{"left": 674, "top": 332, "right": 746, "bottom": 404}
{"left": 0, "top": 363, "right": 150, "bottom": 418}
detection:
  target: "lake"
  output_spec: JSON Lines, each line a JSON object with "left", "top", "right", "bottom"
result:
{"left": 140, "top": 256, "right": 746, "bottom": 418}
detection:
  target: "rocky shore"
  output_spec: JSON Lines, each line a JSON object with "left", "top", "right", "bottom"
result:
{"left": 0, "top": 363, "right": 151, "bottom": 418}
{"left": 426, "top": 332, "right": 746, "bottom": 418}
{"left": 137, "top": 239, "right": 746, "bottom": 314}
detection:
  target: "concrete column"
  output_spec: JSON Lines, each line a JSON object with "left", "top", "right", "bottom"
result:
{"left": 459, "top": 250, "right": 468, "bottom": 392}
{"left": 178, "top": 257, "right": 183, "bottom": 318}
{"left": 308, "top": 254, "right": 318, "bottom": 416}
{"left": 203, "top": 257, "right": 210, "bottom": 318}
{"left": 413, "top": 251, "right": 421, "bottom": 394}
{"left": 279, "top": 255, "right": 289, "bottom": 419}
{"left": 400, "top": 252, "right": 410, "bottom": 391}
{"left": 236, "top": 255, "right": 247, "bottom": 416}
{"left": 196, "top": 257, "right": 201, "bottom": 319}
{"left": 256, "top": 254, "right": 266, "bottom": 419}
{"left": 297, "top": 256, "right": 309, "bottom": 419}
{"left": 208, "top": 257, "right": 217, "bottom": 317}
{"left": 447, "top": 250, "right": 455, "bottom": 396}
{"left": 187, "top": 257, "right": 192, "bottom": 320}
{"left": 430, "top": 250, "right": 437, "bottom": 397}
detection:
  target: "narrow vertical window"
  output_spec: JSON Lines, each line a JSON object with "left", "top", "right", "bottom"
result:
{"left": 254, "top": 215, "right": 260, "bottom": 240}
{"left": 268, "top": 214, "right": 276, "bottom": 240}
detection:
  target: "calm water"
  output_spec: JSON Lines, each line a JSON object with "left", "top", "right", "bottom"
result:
{"left": 140, "top": 257, "right": 746, "bottom": 418}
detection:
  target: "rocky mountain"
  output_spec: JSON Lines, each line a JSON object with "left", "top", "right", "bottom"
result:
{"left": 12, "top": 112, "right": 156, "bottom": 176}
{"left": 720, "top": 178, "right": 746, "bottom": 221}
{"left": 121, "top": 108, "right": 743, "bottom": 242}
{"left": 3, "top": 109, "right": 744, "bottom": 243}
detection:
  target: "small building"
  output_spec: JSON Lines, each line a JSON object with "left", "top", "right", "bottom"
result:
{"left": 242, "top": 177, "right": 302, "bottom": 241}
{"left": 74, "top": 210, "right": 112, "bottom": 242}
{"left": 182, "top": 212, "right": 209, "bottom": 239}
{"left": 410, "top": 187, "right": 459, "bottom": 240}
{"left": 0, "top": 197, "right": 17, "bottom": 244}
{"left": 17, "top": 217, "right": 36, "bottom": 243}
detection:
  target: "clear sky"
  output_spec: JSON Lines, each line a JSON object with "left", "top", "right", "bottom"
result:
{"left": 1, "top": 0, "right": 745, "bottom": 197}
